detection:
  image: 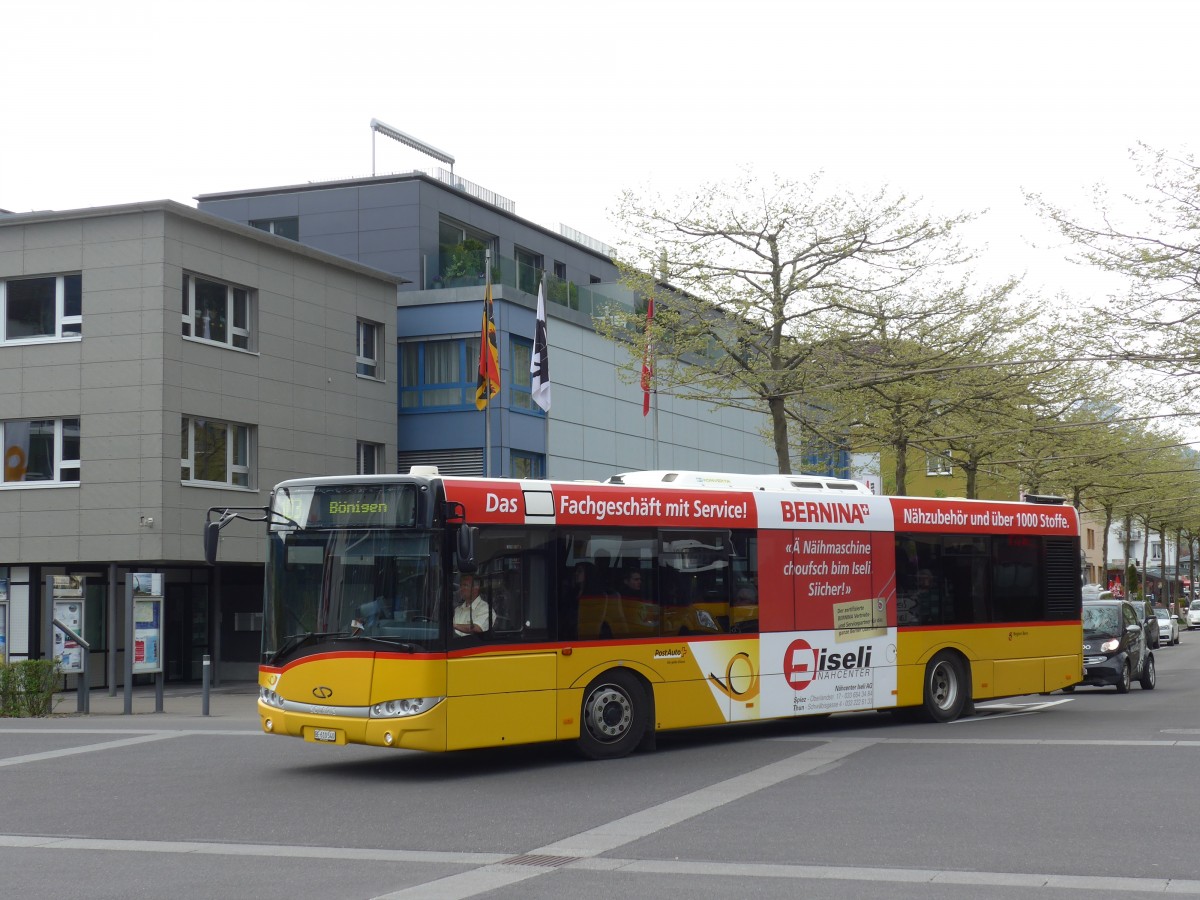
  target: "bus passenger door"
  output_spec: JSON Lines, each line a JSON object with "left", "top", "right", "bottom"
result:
{"left": 445, "top": 532, "right": 558, "bottom": 750}
{"left": 446, "top": 650, "right": 558, "bottom": 750}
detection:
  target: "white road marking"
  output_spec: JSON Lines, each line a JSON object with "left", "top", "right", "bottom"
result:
{"left": 0, "top": 733, "right": 184, "bottom": 767}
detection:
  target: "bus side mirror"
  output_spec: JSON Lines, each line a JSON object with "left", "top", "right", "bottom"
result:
{"left": 204, "top": 521, "right": 221, "bottom": 566}
{"left": 456, "top": 524, "right": 478, "bottom": 574}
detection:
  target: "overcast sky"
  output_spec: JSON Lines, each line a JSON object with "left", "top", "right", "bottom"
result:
{"left": 2, "top": 0, "right": 1195, "bottom": 302}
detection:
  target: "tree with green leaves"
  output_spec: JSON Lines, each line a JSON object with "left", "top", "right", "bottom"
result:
{"left": 1031, "top": 143, "right": 1200, "bottom": 381}
{"left": 609, "top": 171, "right": 973, "bottom": 474}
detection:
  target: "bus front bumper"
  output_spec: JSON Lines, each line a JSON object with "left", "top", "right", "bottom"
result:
{"left": 257, "top": 699, "right": 447, "bottom": 751}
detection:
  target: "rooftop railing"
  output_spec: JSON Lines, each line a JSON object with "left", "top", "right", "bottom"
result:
{"left": 422, "top": 250, "right": 637, "bottom": 317}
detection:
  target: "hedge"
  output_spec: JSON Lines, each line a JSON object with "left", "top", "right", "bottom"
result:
{"left": 0, "top": 659, "right": 61, "bottom": 717}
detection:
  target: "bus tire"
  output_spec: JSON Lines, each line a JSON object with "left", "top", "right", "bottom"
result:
{"left": 922, "top": 651, "right": 969, "bottom": 723}
{"left": 578, "top": 670, "right": 647, "bottom": 760}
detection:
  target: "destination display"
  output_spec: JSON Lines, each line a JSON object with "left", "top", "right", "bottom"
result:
{"left": 274, "top": 484, "right": 418, "bottom": 529}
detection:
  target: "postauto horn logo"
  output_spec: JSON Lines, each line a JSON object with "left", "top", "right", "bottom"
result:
{"left": 785, "top": 638, "right": 873, "bottom": 691}
{"left": 312, "top": 686, "right": 334, "bottom": 699}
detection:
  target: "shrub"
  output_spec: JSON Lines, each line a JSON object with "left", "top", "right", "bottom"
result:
{"left": 0, "top": 659, "right": 61, "bottom": 717}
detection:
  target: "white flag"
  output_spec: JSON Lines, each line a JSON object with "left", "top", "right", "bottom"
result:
{"left": 530, "top": 281, "right": 551, "bottom": 411}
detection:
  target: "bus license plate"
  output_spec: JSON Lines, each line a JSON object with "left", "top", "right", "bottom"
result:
{"left": 313, "top": 728, "right": 337, "bottom": 742}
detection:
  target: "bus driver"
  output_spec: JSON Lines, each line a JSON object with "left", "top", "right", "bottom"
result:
{"left": 453, "top": 574, "right": 491, "bottom": 636}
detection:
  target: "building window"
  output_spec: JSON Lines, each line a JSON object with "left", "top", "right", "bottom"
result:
{"left": 510, "top": 338, "right": 541, "bottom": 413}
{"left": 2, "top": 418, "right": 80, "bottom": 484}
{"left": 925, "top": 452, "right": 953, "bottom": 476}
{"left": 1150, "top": 542, "right": 1162, "bottom": 561}
{"left": 515, "top": 247, "right": 543, "bottom": 294}
{"left": 181, "top": 417, "right": 252, "bottom": 488}
{"left": 511, "top": 452, "right": 544, "bottom": 479}
{"left": 357, "top": 441, "right": 382, "bottom": 475}
{"left": 249, "top": 217, "right": 299, "bottom": 240}
{"left": 553, "top": 260, "right": 566, "bottom": 280}
{"left": 182, "top": 274, "right": 253, "bottom": 350}
{"left": 438, "top": 219, "right": 495, "bottom": 286}
{"left": 399, "top": 338, "right": 481, "bottom": 411}
{"left": 1086, "top": 528, "right": 1095, "bottom": 551}
{"left": 357, "top": 319, "right": 381, "bottom": 378}
{"left": 1, "top": 274, "right": 82, "bottom": 342}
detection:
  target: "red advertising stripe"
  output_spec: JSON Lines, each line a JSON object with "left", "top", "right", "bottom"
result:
{"left": 890, "top": 498, "right": 1077, "bottom": 535}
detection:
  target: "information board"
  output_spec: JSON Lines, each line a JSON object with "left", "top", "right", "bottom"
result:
{"left": 131, "top": 573, "right": 164, "bottom": 675}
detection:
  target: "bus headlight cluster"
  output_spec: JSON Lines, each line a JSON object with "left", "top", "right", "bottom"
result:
{"left": 369, "top": 697, "right": 443, "bottom": 719}
{"left": 259, "top": 687, "right": 285, "bottom": 708}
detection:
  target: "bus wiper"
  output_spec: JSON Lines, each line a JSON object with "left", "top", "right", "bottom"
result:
{"left": 272, "top": 631, "right": 353, "bottom": 663}
{"left": 342, "top": 634, "right": 419, "bottom": 652}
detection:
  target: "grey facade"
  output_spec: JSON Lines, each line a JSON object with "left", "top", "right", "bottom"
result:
{"left": 197, "top": 171, "right": 780, "bottom": 481}
{"left": 0, "top": 201, "right": 400, "bottom": 681}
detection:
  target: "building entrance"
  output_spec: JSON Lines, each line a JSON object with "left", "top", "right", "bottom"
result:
{"left": 165, "top": 583, "right": 209, "bottom": 682}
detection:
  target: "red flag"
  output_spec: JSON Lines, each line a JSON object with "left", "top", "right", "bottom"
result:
{"left": 475, "top": 282, "right": 501, "bottom": 410}
{"left": 640, "top": 297, "right": 654, "bottom": 416}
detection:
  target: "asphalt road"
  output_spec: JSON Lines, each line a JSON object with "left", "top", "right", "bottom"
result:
{"left": 3, "top": 634, "right": 1200, "bottom": 900}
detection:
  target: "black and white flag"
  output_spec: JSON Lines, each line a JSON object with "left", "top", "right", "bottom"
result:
{"left": 530, "top": 280, "right": 551, "bottom": 411}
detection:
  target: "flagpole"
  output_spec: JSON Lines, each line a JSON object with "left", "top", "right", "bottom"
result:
{"left": 653, "top": 383, "right": 659, "bottom": 469}
{"left": 484, "top": 249, "right": 492, "bottom": 477}
{"left": 541, "top": 277, "right": 550, "bottom": 479}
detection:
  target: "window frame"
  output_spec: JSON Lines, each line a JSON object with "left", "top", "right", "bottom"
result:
{"left": 925, "top": 451, "right": 953, "bottom": 476}
{"left": 181, "top": 273, "right": 254, "bottom": 351}
{"left": 180, "top": 416, "right": 254, "bottom": 489}
{"left": 0, "top": 274, "right": 83, "bottom": 343}
{"left": 357, "top": 441, "right": 382, "bottom": 475}
{"left": 399, "top": 338, "right": 481, "bottom": 411}
{"left": 510, "top": 451, "right": 544, "bottom": 479}
{"left": 509, "top": 337, "right": 542, "bottom": 415}
{"left": 249, "top": 217, "right": 299, "bottom": 240}
{"left": 1, "top": 417, "right": 81, "bottom": 487}
{"left": 356, "top": 319, "right": 382, "bottom": 379}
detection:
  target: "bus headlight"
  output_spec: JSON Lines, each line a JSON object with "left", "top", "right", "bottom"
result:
{"left": 370, "top": 697, "right": 443, "bottom": 719}
{"left": 259, "top": 687, "right": 285, "bottom": 708}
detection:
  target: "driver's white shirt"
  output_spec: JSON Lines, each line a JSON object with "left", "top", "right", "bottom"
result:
{"left": 453, "top": 595, "right": 490, "bottom": 634}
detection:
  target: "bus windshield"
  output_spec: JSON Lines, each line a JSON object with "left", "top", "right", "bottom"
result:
{"left": 263, "top": 528, "right": 442, "bottom": 660}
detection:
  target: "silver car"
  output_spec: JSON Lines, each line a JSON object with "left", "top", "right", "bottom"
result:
{"left": 1188, "top": 599, "right": 1200, "bottom": 630}
{"left": 1154, "top": 607, "right": 1180, "bottom": 645}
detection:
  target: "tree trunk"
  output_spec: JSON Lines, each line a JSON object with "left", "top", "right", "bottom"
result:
{"left": 1101, "top": 504, "right": 1113, "bottom": 589}
{"left": 894, "top": 439, "right": 908, "bottom": 496}
{"left": 768, "top": 396, "right": 791, "bottom": 474}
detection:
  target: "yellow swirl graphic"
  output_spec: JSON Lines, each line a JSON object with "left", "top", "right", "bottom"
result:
{"left": 708, "top": 651, "right": 760, "bottom": 701}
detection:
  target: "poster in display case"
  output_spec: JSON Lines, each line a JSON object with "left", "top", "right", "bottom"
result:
{"left": 131, "top": 573, "right": 164, "bottom": 674}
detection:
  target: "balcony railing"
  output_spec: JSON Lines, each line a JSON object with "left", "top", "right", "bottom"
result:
{"left": 422, "top": 250, "right": 637, "bottom": 317}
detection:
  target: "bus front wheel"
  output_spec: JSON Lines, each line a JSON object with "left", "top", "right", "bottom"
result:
{"left": 578, "top": 670, "right": 647, "bottom": 760}
{"left": 922, "top": 651, "right": 969, "bottom": 723}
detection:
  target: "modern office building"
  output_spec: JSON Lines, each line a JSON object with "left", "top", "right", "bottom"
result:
{"left": 197, "top": 168, "right": 788, "bottom": 482}
{"left": 0, "top": 201, "right": 399, "bottom": 683}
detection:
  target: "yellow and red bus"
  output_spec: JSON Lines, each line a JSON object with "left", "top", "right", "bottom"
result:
{"left": 205, "top": 468, "right": 1082, "bottom": 759}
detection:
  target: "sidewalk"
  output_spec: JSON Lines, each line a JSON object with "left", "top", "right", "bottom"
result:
{"left": 49, "top": 681, "right": 260, "bottom": 721}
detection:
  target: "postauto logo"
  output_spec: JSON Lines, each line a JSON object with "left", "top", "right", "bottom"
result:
{"left": 784, "top": 638, "right": 874, "bottom": 691}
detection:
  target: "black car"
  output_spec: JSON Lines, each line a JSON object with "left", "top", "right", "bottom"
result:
{"left": 1129, "top": 598, "right": 1161, "bottom": 648}
{"left": 1073, "top": 599, "right": 1156, "bottom": 693}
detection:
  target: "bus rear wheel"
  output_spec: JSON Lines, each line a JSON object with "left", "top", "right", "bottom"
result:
{"left": 578, "top": 670, "right": 646, "bottom": 760}
{"left": 922, "top": 651, "right": 969, "bottom": 723}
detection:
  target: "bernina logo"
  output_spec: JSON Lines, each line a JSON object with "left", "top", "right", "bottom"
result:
{"left": 312, "top": 686, "right": 334, "bottom": 699}
{"left": 780, "top": 500, "right": 869, "bottom": 524}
